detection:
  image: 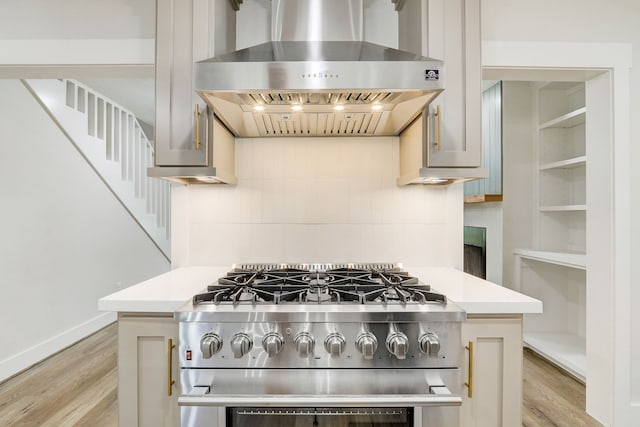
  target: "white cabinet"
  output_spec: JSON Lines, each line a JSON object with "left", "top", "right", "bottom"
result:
{"left": 460, "top": 317, "right": 523, "bottom": 427}
{"left": 398, "top": 0, "right": 482, "bottom": 168}
{"left": 118, "top": 314, "right": 179, "bottom": 427}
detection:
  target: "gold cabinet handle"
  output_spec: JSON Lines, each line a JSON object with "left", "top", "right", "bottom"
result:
{"left": 194, "top": 104, "right": 201, "bottom": 150}
{"left": 168, "top": 338, "right": 176, "bottom": 396}
{"left": 464, "top": 341, "right": 473, "bottom": 398}
{"left": 434, "top": 104, "right": 442, "bottom": 151}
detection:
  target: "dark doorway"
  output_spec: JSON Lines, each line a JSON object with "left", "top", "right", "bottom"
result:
{"left": 464, "top": 226, "right": 486, "bottom": 279}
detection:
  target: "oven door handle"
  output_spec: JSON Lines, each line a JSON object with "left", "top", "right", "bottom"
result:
{"left": 178, "top": 394, "right": 462, "bottom": 407}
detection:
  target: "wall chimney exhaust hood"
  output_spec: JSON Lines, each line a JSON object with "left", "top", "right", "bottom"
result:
{"left": 173, "top": 0, "right": 486, "bottom": 186}
{"left": 194, "top": 0, "right": 444, "bottom": 139}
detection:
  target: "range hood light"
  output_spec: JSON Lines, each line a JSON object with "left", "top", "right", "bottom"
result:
{"left": 195, "top": 176, "right": 221, "bottom": 184}
{"left": 421, "top": 177, "right": 449, "bottom": 184}
{"left": 371, "top": 104, "right": 383, "bottom": 111}
{"left": 254, "top": 105, "right": 265, "bottom": 112}
{"left": 334, "top": 104, "right": 345, "bottom": 111}
{"left": 292, "top": 105, "right": 303, "bottom": 112}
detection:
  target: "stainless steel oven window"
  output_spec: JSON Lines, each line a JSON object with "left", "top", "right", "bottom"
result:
{"left": 226, "top": 407, "right": 414, "bottom": 427}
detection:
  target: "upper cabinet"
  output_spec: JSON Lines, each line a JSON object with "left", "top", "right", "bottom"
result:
{"left": 426, "top": 0, "right": 482, "bottom": 167}
{"left": 149, "top": 0, "right": 236, "bottom": 184}
{"left": 398, "top": 0, "right": 482, "bottom": 168}
{"left": 396, "top": 0, "right": 486, "bottom": 185}
{"left": 154, "top": 0, "right": 207, "bottom": 166}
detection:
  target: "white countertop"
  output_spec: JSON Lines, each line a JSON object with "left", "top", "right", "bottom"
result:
{"left": 98, "top": 266, "right": 542, "bottom": 315}
{"left": 410, "top": 267, "right": 542, "bottom": 314}
{"left": 98, "top": 266, "right": 229, "bottom": 313}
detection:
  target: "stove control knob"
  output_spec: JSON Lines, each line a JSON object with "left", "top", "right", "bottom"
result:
{"left": 386, "top": 331, "right": 409, "bottom": 360}
{"left": 324, "top": 333, "right": 346, "bottom": 357}
{"left": 262, "top": 332, "right": 285, "bottom": 357}
{"left": 200, "top": 333, "right": 223, "bottom": 359}
{"left": 230, "top": 332, "right": 253, "bottom": 359}
{"left": 356, "top": 332, "right": 378, "bottom": 360}
{"left": 294, "top": 332, "right": 315, "bottom": 358}
{"left": 418, "top": 332, "right": 441, "bottom": 357}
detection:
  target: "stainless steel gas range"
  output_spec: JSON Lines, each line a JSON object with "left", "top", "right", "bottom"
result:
{"left": 176, "top": 263, "right": 466, "bottom": 427}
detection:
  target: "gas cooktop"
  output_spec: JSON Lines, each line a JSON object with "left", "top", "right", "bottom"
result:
{"left": 192, "top": 263, "right": 446, "bottom": 305}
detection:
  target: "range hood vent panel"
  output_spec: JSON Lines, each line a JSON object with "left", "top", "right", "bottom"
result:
{"left": 251, "top": 111, "right": 384, "bottom": 137}
{"left": 194, "top": 0, "right": 443, "bottom": 138}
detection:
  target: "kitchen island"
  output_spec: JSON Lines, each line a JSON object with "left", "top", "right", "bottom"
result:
{"left": 99, "top": 266, "right": 542, "bottom": 427}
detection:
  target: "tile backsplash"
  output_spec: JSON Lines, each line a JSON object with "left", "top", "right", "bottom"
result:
{"left": 173, "top": 136, "right": 463, "bottom": 268}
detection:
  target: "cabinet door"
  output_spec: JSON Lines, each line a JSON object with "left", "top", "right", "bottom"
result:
{"left": 119, "top": 315, "right": 179, "bottom": 427}
{"left": 155, "top": 0, "right": 208, "bottom": 166}
{"left": 461, "top": 317, "right": 523, "bottom": 427}
{"left": 425, "top": 0, "right": 482, "bottom": 167}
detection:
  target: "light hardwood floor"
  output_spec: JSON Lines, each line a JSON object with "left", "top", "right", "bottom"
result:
{"left": 522, "top": 348, "right": 602, "bottom": 427}
{"left": 0, "top": 323, "right": 117, "bottom": 427}
{"left": 0, "top": 324, "right": 602, "bottom": 426}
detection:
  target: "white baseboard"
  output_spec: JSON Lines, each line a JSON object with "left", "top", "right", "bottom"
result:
{"left": 0, "top": 312, "right": 117, "bottom": 383}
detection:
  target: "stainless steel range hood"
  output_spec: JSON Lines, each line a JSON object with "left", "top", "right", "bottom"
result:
{"left": 194, "top": 0, "right": 444, "bottom": 139}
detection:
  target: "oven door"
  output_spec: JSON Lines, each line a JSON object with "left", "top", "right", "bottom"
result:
{"left": 179, "top": 369, "right": 461, "bottom": 427}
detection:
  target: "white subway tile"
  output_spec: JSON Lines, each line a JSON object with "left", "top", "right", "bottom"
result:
{"left": 347, "top": 181, "right": 374, "bottom": 224}
{"left": 231, "top": 224, "right": 264, "bottom": 262}
{"left": 229, "top": 179, "right": 263, "bottom": 223}
{"left": 360, "top": 224, "right": 396, "bottom": 263}
{"left": 301, "top": 178, "right": 349, "bottom": 223}
{"left": 258, "top": 224, "right": 286, "bottom": 262}
{"left": 323, "top": 224, "right": 362, "bottom": 262}
{"left": 182, "top": 138, "right": 457, "bottom": 267}
{"left": 261, "top": 139, "right": 287, "bottom": 179}
{"left": 187, "top": 222, "right": 235, "bottom": 266}
{"left": 188, "top": 186, "right": 233, "bottom": 224}
{"left": 236, "top": 139, "right": 264, "bottom": 180}
{"left": 282, "top": 224, "right": 313, "bottom": 262}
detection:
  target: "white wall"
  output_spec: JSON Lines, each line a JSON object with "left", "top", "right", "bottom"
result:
{"left": 173, "top": 137, "right": 463, "bottom": 269}
{"left": 464, "top": 202, "right": 503, "bottom": 285}
{"left": 0, "top": 0, "right": 154, "bottom": 40}
{"left": 483, "top": 1, "right": 639, "bottom": 424}
{"left": 0, "top": 80, "right": 169, "bottom": 381}
{"left": 0, "top": 0, "right": 155, "bottom": 76}
{"left": 500, "top": 82, "right": 535, "bottom": 290}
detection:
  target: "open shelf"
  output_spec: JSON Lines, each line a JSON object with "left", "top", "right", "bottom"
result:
{"left": 524, "top": 332, "right": 586, "bottom": 383}
{"left": 539, "top": 107, "right": 586, "bottom": 130}
{"left": 539, "top": 156, "right": 586, "bottom": 171}
{"left": 539, "top": 204, "right": 587, "bottom": 212}
{"left": 514, "top": 248, "right": 586, "bottom": 270}
{"left": 464, "top": 194, "right": 503, "bottom": 204}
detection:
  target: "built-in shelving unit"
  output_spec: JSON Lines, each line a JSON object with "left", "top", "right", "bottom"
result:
{"left": 513, "top": 248, "right": 586, "bottom": 270}
{"left": 464, "top": 194, "right": 503, "bottom": 204}
{"left": 523, "top": 332, "right": 586, "bottom": 382}
{"left": 538, "top": 106, "right": 586, "bottom": 130}
{"left": 539, "top": 205, "right": 586, "bottom": 212}
{"left": 539, "top": 155, "right": 586, "bottom": 171}
{"left": 515, "top": 81, "right": 587, "bottom": 382}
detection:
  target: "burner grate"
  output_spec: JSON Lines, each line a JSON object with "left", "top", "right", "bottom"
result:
{"left": 192, "top": 265, "right": 446, "bottom": 306}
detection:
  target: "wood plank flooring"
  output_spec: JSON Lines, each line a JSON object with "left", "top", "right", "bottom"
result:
{"left": 0, "top": 324, "right": 602, "bottom": 426}
{"left": 0, "top": 323, "right": 117, "bottom": 427}
{"left": 523, "top": 348, "right": 602, "bottom": 427}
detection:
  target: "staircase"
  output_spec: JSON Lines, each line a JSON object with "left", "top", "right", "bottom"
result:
{"left": 23, "top": 79, "right": 171, "bottom": 259}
